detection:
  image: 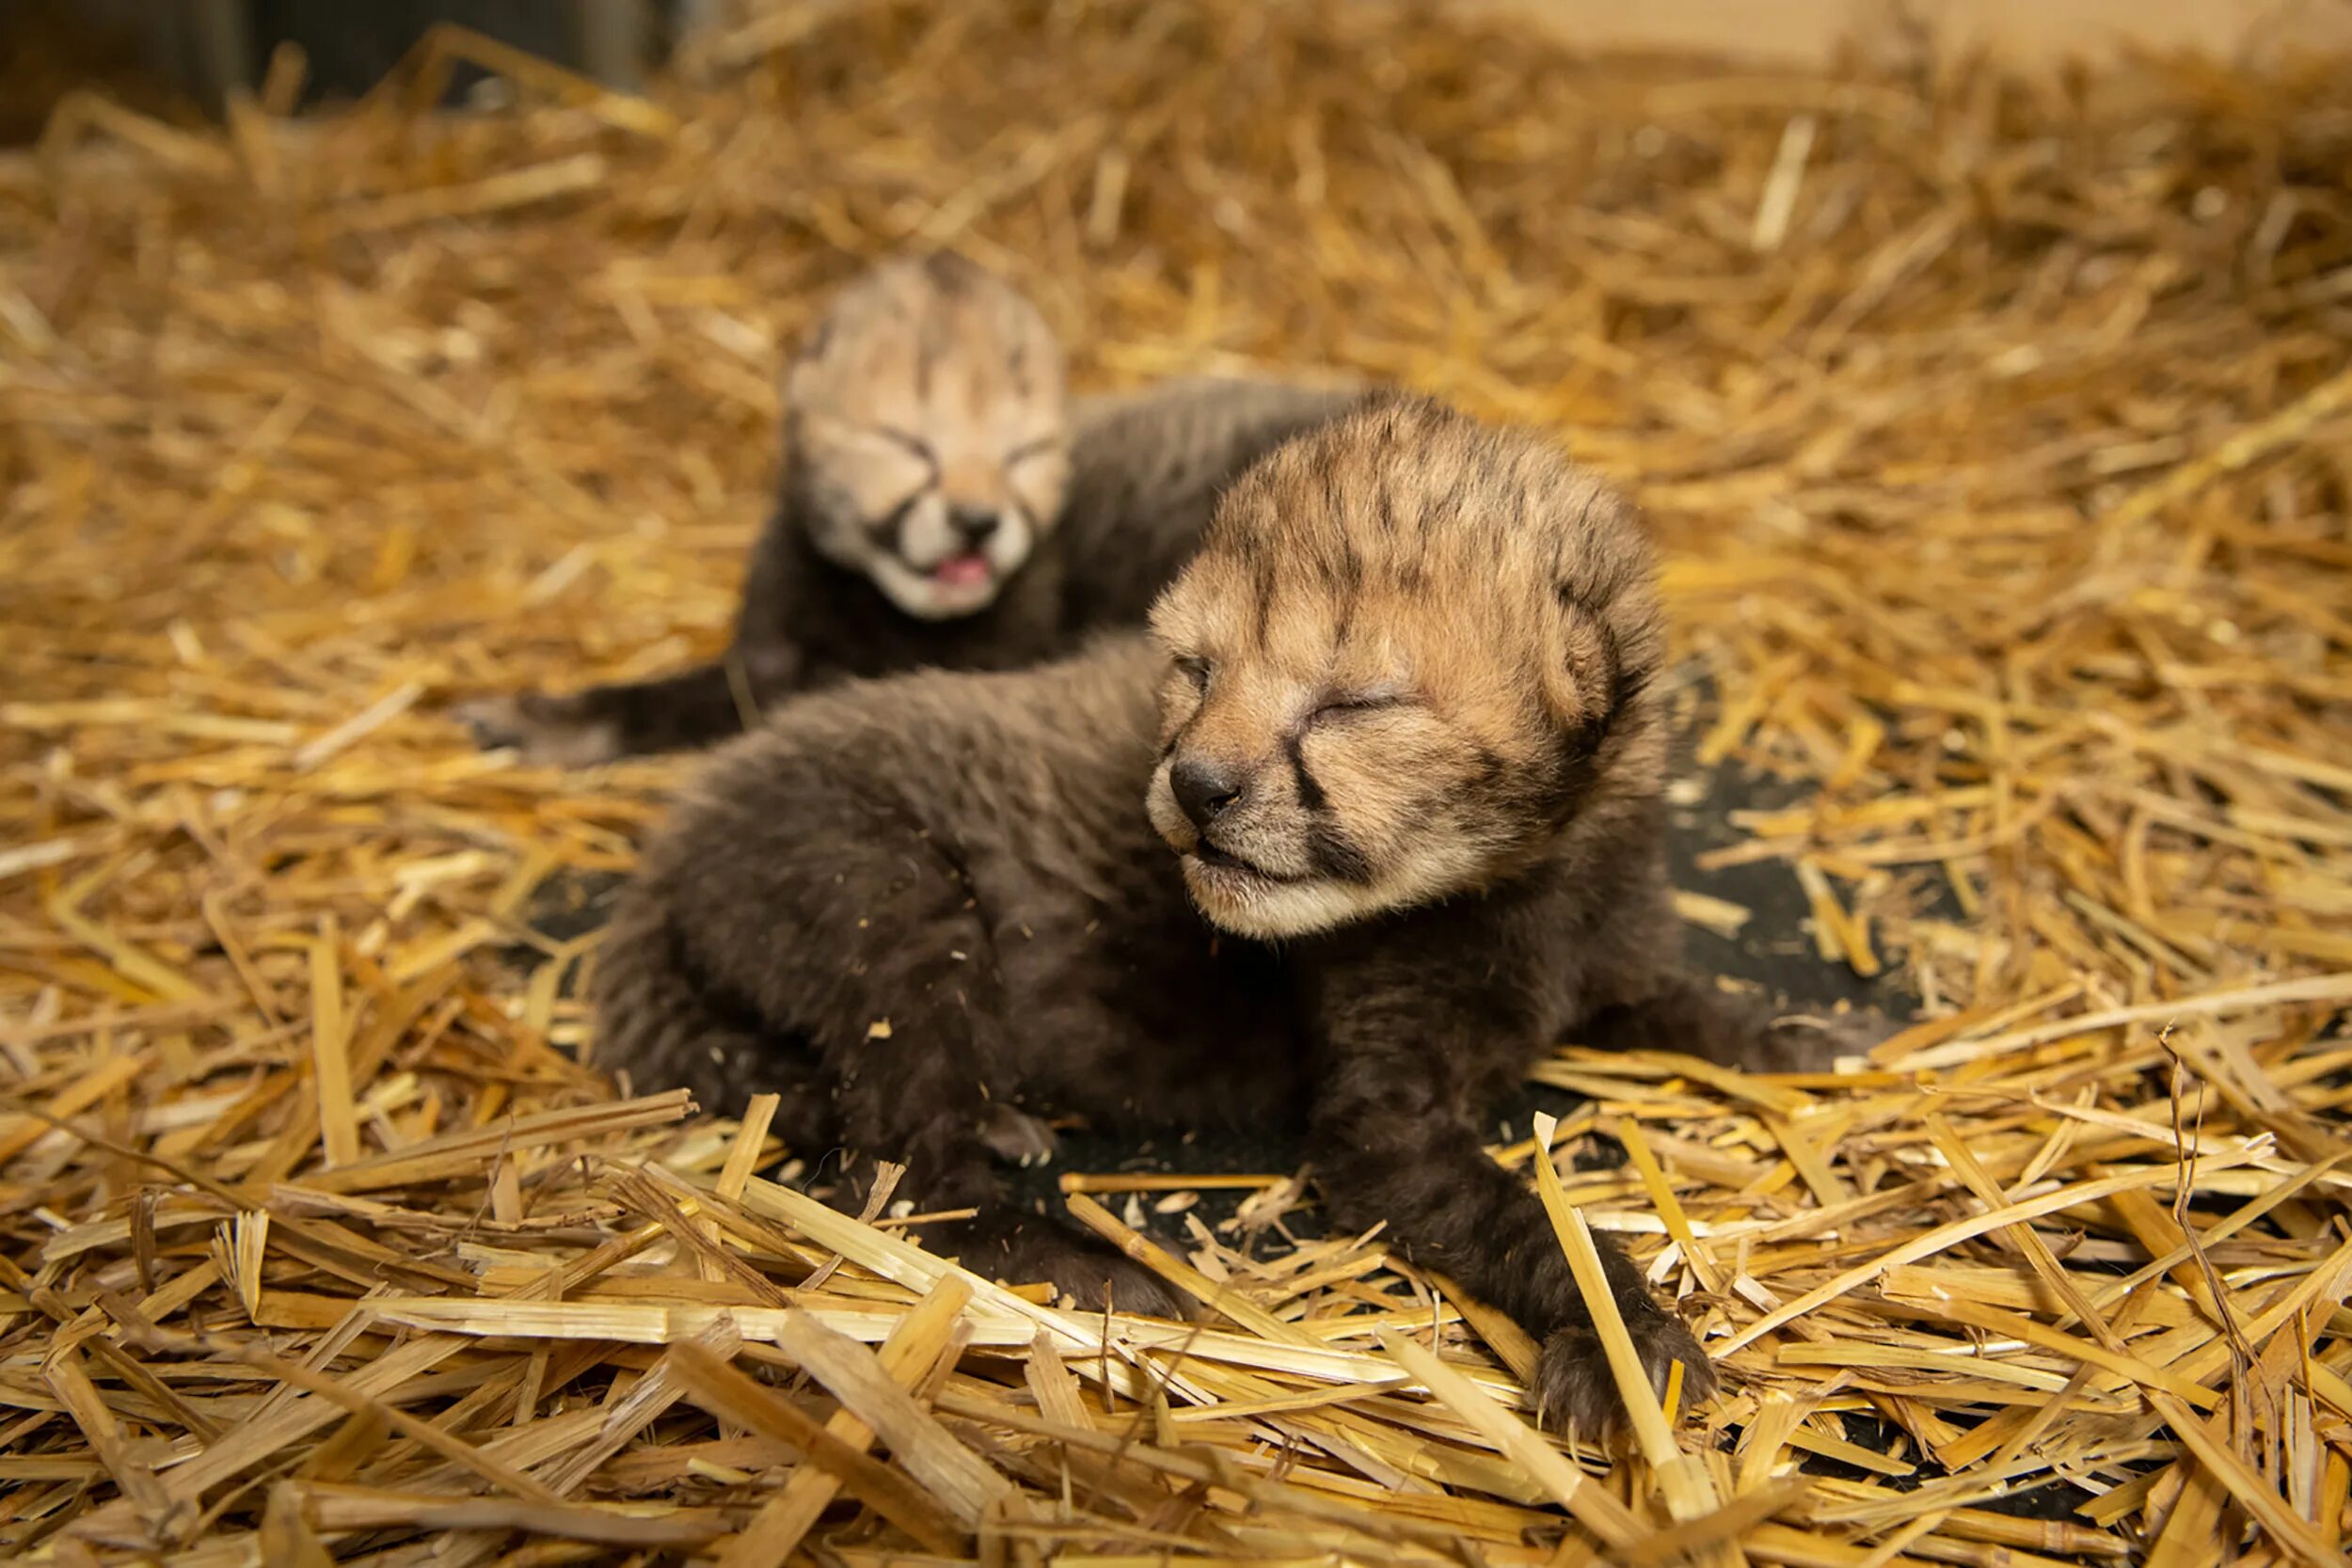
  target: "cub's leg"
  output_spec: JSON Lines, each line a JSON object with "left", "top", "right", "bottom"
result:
{"left": 1307, "top": 975, "right": 1713, "bottom": 1438}
{"left": 808, "top": 880, "right": 1187, "bottom": 1320}
{"left": 457, "top": 642, "right": 802, "bottom": 764}
{"left": 1572, "top": 883, "right": 1883, "bottom": 1072}
{"left": 456, "top": 662, "right": 743, "bottom": 764}
{"left": 596, "top": 790, "right": 1184, "bottom": 1318}
{"left": 1583, "top": 972, "right": 1881, "bottom": 1072}
{"left": 588, "top": 888, "right": 841, "bottom": 1154}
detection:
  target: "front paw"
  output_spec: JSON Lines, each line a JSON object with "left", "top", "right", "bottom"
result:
{"left": 958, "top": 1217, "right": 1192, "bottom": 1320}
{"left": 1752, "top": 1006, "right": 1884, "bottom": 1071}
{"left": 453, "top": 692, "right": 621, "bottom": 767}
{"left": 1534, "top": 1303, "right": 1715, "bottom": 1438}
{"left": 976, "top": 1103, "right": 1058, "bottom": 1165}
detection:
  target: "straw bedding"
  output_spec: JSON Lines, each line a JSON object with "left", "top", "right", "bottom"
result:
{"left": 3, "top": 3, "right": 2350, "bottom": 1562}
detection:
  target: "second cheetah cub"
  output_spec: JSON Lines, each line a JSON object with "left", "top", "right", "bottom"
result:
{"left": 593, "top": 393, "right": 1850, "bottom": 1434}
{"left": 460, "top": 253, "right": 1355, "bottom": 763}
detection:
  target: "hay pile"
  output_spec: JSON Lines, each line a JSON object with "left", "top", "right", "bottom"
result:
{"left": 5, "top": 5, "right": 2351, "bottom": 1562}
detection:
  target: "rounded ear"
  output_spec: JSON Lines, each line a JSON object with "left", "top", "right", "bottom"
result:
{"left": 798, "top": 312, "right": 835, "bottom": 364}
{"left": 782, "top": 317, "right": 833, "bottom": 403}
{"left": 1543, "top": 594, "right": 1666, "bottom": 772}
{"left": 1534, "top": 468, "right": 1658, "bottom": 736}
{"left": 1537, "top": 588, "right": 1620, "bottom": 738}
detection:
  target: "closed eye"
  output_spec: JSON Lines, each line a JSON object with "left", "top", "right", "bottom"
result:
{"left": 867, "top": 426, "right": 939, "bottom": 466}
{"left": 1006, "top": 436, "right": 1063, "bottom": 467}
{"left": 1310, "top": 694, "right": 1410, "bottom": 723}
{"left": 1174, "top": 655, "right": 1214, "bottom": 692}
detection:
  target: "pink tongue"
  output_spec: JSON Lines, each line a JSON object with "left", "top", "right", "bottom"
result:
{"left": 932, "top": 553, "right": 993, "bottom": 589}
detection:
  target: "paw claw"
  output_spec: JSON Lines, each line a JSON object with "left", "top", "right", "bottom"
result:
{"left": 977, "top": 1103, "right": 1058, "bottom": 1165}
{"left": 451, "top": 695, "right": 525, "bottom": 749}
{"left": 1534, "top": 1306, "right": 1714, "bottom": 1439}
{"left": 452, "top": 693, "right": 620, "bottom": 767}
{"left": 1758, "top": 1006, "right": 1886, "bottom": 1070}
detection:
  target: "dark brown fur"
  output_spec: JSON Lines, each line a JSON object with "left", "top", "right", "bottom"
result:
{"left": 462, "top": 254, "right": 1358, "bottom": 762}
{"left": 592, "top": 395, "right": 1859, "bottom": 1436}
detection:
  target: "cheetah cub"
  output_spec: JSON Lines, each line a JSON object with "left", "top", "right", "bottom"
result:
{"left": 460, "top": 252, "right": 1357, "bottom": 763}
{"left": 592, "top": 394, "right": 1849, "bottom": 1433}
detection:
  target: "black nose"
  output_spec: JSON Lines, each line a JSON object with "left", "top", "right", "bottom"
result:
{"left": 1170, "top": 759, "right": 1242, "bottom": 830}
{"left": 949, "top": 507, "right": 1000, "bottom": 546}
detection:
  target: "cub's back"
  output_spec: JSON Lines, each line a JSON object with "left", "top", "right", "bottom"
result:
{"left": 1058, "top": 378, "right": 1364, "bottom": 625}
{"left": 642, "top": 635, "right": 1169, "bottom": 907}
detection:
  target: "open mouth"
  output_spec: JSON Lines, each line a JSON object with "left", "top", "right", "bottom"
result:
{"left": 927, "top": 552, "right": 995, "bottom": 590}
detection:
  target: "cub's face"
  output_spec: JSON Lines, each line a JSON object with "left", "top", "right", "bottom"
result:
{"left": 1146, "top": 396, "right": 1663, "bottom": 941}
{"left": 787, "top": 255, "right": 1073, "bottom": 620}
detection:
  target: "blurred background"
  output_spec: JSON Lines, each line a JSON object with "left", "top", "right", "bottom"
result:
{"left": 8, "top": 0, "right": 2352, "bottom": 136}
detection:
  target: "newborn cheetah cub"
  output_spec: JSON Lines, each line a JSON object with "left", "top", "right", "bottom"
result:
{"left": 593, "top": 393, "right": 1846, "bottom": 1434}
{"left": 461, "top": 252, "right": 1355, "bottom": 763}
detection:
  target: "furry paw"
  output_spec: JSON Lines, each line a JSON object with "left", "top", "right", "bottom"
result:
{"left": 1751, "top": 1006, "right": 1884, "bottom": 1071}
{"left": 453, "top": 692, "right": 621, "bottom": 768}
{"left": 976, "top": 1103, "right": 1058, "bottom": 1165}
{"left": 1533, "top": 1305, "right": 1715, "bottom": 1439}
{"left": 959, "top": 1218, "right": 1192, "bottom": 1320}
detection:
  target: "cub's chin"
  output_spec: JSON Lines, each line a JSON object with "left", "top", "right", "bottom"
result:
{"left": 1176, "top": 853, "right": 1374, "bottom": 941}
{"left": 1146, "top": 785, "right": 1378, "bottom": 940}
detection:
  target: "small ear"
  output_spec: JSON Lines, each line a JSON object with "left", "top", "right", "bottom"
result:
{"left": 782, "top": 327, "right": 834, "bottom": 412}
{"left": 786, "top": 314, "right": 836, "bottom": 385}
{"left": 1538, "top": 588, "right": 1627, "bottom": 742}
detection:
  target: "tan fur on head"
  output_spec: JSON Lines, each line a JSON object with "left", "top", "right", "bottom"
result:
{"left": 1145, "top": 393, "right": 1667, "bottom": 940}
{"left": 787, "top": 254, "right": 1073, "bottom": 619}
